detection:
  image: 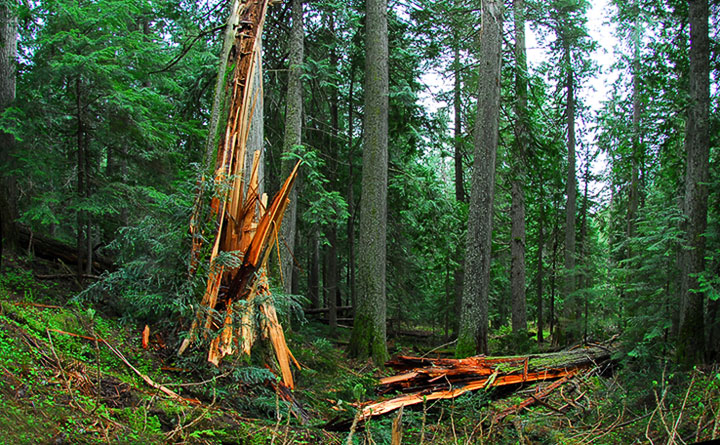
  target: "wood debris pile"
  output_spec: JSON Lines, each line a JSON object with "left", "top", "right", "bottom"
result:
{"left": 358, "top": 344, "right": 614, "bottom": 421}
{"left": 178, "top": 0, "right": 300, "bottom": 389}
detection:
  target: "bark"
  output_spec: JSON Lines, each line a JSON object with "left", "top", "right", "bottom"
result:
{"left": 347, "top": 67, "right": 357, "bottom": 313}
{"left": 456, "top": 0, "right": 503, "bottom": 357}
{"left": 308, "top": 233, "right": 320, "bottom": 308}
{"left": 0, "top": 1, "right": 18, "bottom": 266}
{"left": 510, "top": 180, "right": 527, "bottom": 332}
{"left": 76, "top": 77, "right": 86, "bottom": 279}
{"left": 536, "top": 201, "right": 545, "bottom": 343}
{"left": 453, "top": 46, "right": 466, "bottom": 204}
{"left": 349, "top": 0, "right": 389, "bottom": 364}
{"left": 510, "top": 0, "right": 528, "bottom": 333}
{"left": 203, "top": 0, "right": 242, "bottom": 166}
{"left": 244, "top": 42, "right": 264, "bottom": 199}
{"left": 579, "top": 164, "right": 590, "bottom": 342}
{"left": 678, "top": 0, "right": 709, "bottom": 365}
{"left": 326, "top": 17, "right": 339, "bottom": 332}
{"left": 550, "top": 217, "right": 559, "bottom": 340}
{"left": 452, "top": 45, "right": 466, "bottom": 336}
{"left": 561, "top": 38, "right": 577, "bottom": 345}
{"left": 279, "top": 0, "right": 304, "bottom": 295}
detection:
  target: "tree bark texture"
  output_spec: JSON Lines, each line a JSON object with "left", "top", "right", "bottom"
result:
{"left": 678, "top": 0, "right": 709, "bottom": 365}
{"left": 536, "top": 200, "right": 545, "bottom": 343}
{"left": 347, "top": 68, "right": 357, "bottom": 313}
{"left": 308, "top": 233, "right": 320, "bottom": 308}
{"left": 561, "top": 39, "right": 577, "bottom": 344}
{"left": 0, "top": 1, "right": 18, "bottom": 265}
{"left": 349, "top": 0, "right": 389, "bottom": 364}
{"left": 204, "top": 0, "right": 242, "bottom": 166}
{"left": 510, "top": 0, "right": 528, "bottom": 333}
{"left": 280, "top": 0, "right": 304, "bottom": 295}
{"left": 456, "top": 0, "right": 503, "bottom": 357}
{"left": 452, "top": 45, "right": 466, "bottom": 337}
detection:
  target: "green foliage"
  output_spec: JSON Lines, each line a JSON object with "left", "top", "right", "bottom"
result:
{"left": 77, "top": 183, "right": 197, "bottom": 324}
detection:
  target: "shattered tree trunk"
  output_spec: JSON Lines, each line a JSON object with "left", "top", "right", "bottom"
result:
{"left": 357, "top": 343, "right": 614, "bottom": 421}
{"left": 181, "top": 0, "right": 300, "bottom": 389}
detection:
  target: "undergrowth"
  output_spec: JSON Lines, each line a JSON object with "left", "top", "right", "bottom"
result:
{"left": 1, "top": 258, "right": 719, "bottom": 444}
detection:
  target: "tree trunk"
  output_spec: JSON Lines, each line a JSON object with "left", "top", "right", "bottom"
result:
{"left": 678, "top": 0, "right": 709, "bottom": 365}
{"left": 561, "top": 39, "right": 577, "bottom": 345}
{"left": 550, "top": 218, "right": 559, "bottom": 340}
{"left": 76, "top": 77, "right": 86, "bottom": 279}
{"left": 203, "top": 0, "right": 242, "bottom": 166}
{"left": 579, "top": 162, "right": 590, "bottom": 343}
{"left": 0, "top": 2, "right": 18, "bottom": 267}
{"left": 308, "top": 233, "right": 320, "bottom": 309}
{"left": 536, "top": 199, "right": 545, "bottom": 343}
{"left": 347, "top": 67, "right": 357, "bottom": 314}
{"left": 280, "top": 0, "right": 304, "bottom": 295}
{"left": 456, "top": 0, "right": 503, "bottom": 357}
{"left": 327, "top": 19, "right": 339, "bottom": 333}
{"left": 452, "top": 44, "right": 466, "bottom": 337}
{"left": 510, "top": 0, "right": 528, "bottom": 333}
{"left": 349, "top": 0, "right": 389, "bottom": 364}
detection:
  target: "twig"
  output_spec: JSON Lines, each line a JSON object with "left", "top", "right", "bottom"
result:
{"left": 585, "top": 412, "right": 652, "bottom": 445}
{"left": 162, "top": 371, "right": 232, "bottom": 387}
{"left": 421, "top": 338, "right": 458, "bottom": 358}
{"left": 48, "top": 328, "right": 197, "bottom": 404}
{"left": 669, "top": 375, "right": 695, "bottom": 444}
{"left": 270, "top": 390, "right": 281, "bottom": 445}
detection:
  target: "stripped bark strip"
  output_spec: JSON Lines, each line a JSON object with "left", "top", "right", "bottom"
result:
{"left": 178, "top": 0, "right": 302, "bottom": 391}
{"left": 356, "top": 344, "right": 614, "bottom": 421}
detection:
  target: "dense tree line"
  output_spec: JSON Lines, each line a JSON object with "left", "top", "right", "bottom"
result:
{"left": 0, "top": 0, "right": 717, "bottom": 367}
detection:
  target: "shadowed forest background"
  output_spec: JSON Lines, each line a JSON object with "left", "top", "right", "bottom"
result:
{"left": 0, "top": 0, "right": 719, "bottom": 443}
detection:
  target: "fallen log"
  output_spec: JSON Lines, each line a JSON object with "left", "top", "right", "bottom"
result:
{"left": 18, "top": 225, "right": 115, "bottom": 273}
{"left": 355, "top": 343, "right": 615, "bottom": 422}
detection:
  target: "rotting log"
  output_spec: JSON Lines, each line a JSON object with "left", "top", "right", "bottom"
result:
{"left": 354, "top": 343, "right": 615, "bottom": 422}
{"left": 18, "top": 225, "right": 114, "bottom": 273}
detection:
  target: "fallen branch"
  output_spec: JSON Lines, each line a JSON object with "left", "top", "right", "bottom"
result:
{"left": 494, "top": 372, "right": 577, "bottom": 422}
{"left": 351, "top": 343, "right": 616, "bottom": 422}
{"left": 48, "top": 328, "right": 198, "bottom": 405}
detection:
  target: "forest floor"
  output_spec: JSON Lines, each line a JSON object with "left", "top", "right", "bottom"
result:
{"left": 1, "top": 254, "right": 719, "bottom": 444}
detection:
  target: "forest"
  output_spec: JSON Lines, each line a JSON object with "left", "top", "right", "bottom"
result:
{"left": 0, "top": 0, "right": 719, "bottom": 443}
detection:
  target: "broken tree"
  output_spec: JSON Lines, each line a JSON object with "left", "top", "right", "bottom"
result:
{"left": 179, "top": 0, "right": 300, "bottom": 389}
{"left": 356, "top": 343, "right": 614, "bottom": 421}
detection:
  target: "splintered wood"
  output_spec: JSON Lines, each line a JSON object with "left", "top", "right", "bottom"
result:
{"left": 358, "top": 345, "right": 613, "bottom": 421}
{"left": 180, "top": 0, "right": 300, "bottom": 389}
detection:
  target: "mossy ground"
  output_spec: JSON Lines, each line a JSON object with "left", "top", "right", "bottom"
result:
{"left": 1, "top": 254, "right": 718, "bottom": 444}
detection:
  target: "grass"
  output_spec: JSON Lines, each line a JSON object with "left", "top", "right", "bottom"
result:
{"left": 1, "top": 255, "right": 719, "bottom": 444}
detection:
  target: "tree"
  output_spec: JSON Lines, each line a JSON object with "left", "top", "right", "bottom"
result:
{"left": 677, "top": 0, "right": 709, "bottom": 365}
{"left": 279, "top": 0, "right": 304, "bottom": 296}
{"left": 456, "top": 0, "right": 503, "bottom": 357}
{"left": 510, "top": 0, "right": 528, "bottom": 333}
{"left": 349, "top": 0, "right": 389, "bottom": 364}
{"left": 0, "top": 0, "right": 18, "bottom": 266}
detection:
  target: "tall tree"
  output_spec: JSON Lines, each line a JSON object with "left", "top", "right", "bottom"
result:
{"left": 677, "top": 0, "right": 709, "bottom": 365}
{"left": 510, "top": 0, "right": 528, "bottom": 333}
{"left": 562, "top": 34, "right": 578, "bottom": 342}
{"left": 349, "top": 0, "right": 389, "bottom": 364}
{"left": 456, "top": 0, "right": 503, "bottom": 356}
{"left": 0, "top": 0, "right": 18, "bottom": 266}
{"left": 280, "top": 0, "right": 304, "bottom": 295}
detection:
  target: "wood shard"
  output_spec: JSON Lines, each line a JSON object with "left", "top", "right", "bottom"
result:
{"left": 179, "top": 0, "right": 300, "bottom": 391}
{"left": 356, "top": 344, "right": 614, "bottom": 421}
